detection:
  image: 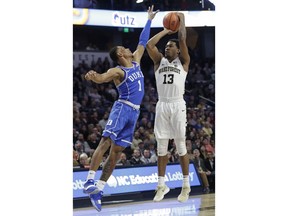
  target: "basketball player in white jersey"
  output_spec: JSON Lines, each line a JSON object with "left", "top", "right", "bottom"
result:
{"left": 146, "top": 12, "right": 191, "bottom": 202}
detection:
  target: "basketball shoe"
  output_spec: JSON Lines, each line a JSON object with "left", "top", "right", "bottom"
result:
{"left": 89, "top": 188, "right": 103, "bottom": 212}
{"left": 153, "top": 184, "right": 170, "bottom": 202}
{"left": 83, "top": 179, "right": 97, "bottom": 194}
{"left": 177, "top": 186, "right": 191, "bottom": 202}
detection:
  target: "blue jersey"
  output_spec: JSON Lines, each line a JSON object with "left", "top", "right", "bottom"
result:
{"left": 116, "top": 61, "right": 144, "bottom": 105}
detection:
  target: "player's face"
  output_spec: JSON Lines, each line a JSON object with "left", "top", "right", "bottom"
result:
{"left": 164, "top": 41, "right": 179, "bottom": 58}
{"left": 118, "top": 46, "right": 133, "bottom": 58}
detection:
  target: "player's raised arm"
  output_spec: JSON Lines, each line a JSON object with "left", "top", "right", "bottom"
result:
{"left": 146, "top": 28, "right": 171, "bottom": 68}
{"left": 133, "top": 5, "right": 159, "bottom": 63}
{"left": 177, "top": 12, "right": 190, "bottom": 72}
{"left": 85, "top": 68, "right": 124, "bottom": 84}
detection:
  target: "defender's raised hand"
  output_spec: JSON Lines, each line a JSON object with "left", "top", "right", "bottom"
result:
{"left": 147, "top": 5, "right": 159, "bottom": 20}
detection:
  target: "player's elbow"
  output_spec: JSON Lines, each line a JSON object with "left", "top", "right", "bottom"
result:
{"left": 146, "top": 42, "right": 154, "bottom": 51}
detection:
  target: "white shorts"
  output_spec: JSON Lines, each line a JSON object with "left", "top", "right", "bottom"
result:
{"left": 154, "top": 99, "right": 187, "bottom": 139}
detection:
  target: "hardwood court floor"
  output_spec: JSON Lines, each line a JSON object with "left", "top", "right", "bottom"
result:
{"left": 73, "top": 193, "right": 215, "bottom": 216}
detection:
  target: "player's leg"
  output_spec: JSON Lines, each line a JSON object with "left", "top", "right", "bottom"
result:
{"left": 83, "top": 137, "right": 112, "bottom": 194}
{"left": 172, "top": 101, "right": 191, "bottom": 202}
{"left": 89, "top": 142, "right": 125, "bottom": 211}
{"left": 153, "top": 138, "right": 170, "bottom": 202}
{"left": 153, "top": 102, "right": 171, "bottom": 201}
{"left": 84, "top": 101, "right": 123, "bottom": 193}
{"left": 89, "top": 104, "right": 137, "bottom": 211}
{"left": 100, "top": 142, "right": 125, "bottom": 182}
{"left": 174, "top": 138, "right": 191, "bottom": 202}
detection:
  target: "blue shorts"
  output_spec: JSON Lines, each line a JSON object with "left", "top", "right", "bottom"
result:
{"left": 102, "top": 101, "right": 140, "bottom": 148}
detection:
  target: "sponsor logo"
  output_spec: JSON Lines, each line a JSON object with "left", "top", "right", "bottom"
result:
{"left": 107, "top": 175, "right": 118, "bottom": 188}
{"left": 112, "top": 12, "right": 137, "bottom": 26}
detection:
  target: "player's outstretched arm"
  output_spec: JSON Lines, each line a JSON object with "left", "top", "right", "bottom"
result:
{"left": 177, "top": 12, "right": 190, "bottom": 72}
{"left": 146, "top": 28, "right": 170, "bottom": 67}
{"left": 85, "top": 68, "right": 124, "bottom": 84}
{"left": 133, "top": 5, "right": 159, "bottom": 63}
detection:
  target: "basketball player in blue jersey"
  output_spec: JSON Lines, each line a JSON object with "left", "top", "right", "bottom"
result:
{"left": 146, "top": 13, "right": 191, "bottom": 203}
{"left": 82, "top": 6, "right": 159, "bottom": 212}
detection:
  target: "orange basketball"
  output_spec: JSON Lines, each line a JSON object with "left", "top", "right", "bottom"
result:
{"left": 163, "top": 12, "right": 180, "bottom": 32}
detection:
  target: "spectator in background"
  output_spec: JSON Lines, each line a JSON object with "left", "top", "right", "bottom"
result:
{"left": 98, "top": 111, "right": 109, "bottom": 130}
{"left": 204, "top": 151, "right": 215, "bottom": 192}
{"left": 137, "top": 141, "right": 145, "bottom": 155}
{"left": 88, "top": 112, "right": 99, "bottom": 125}
{"left": 87, "top": 124, "right": 95, "bottom": 136}
{"left": 147, "top": 142, "right": 156, "bottom": 156}
{"left": 73, "top": 128, "right": 80, "bottom": 144}
{"left": 131, "top": 131, "right": 143, "bottom": 150}
{"left": 137, "top": 126, "right": 146, "bottom": 141}
{"left": 117, "top": 152, "right": 131, "bottom": 166}
{"left": 79, "top": 124, "right": 89, "bottom": 140}
{"left": 141, "top": 149, "right": 153, "bottom": 164}
{"left": 130, "top": 149, "right": 144, "bottom": 165}
{"left": 192, "top": 138, "right": 201, "bottom": 151}
{"left": 202, "top": 121, "right": 213, "bottom": 137}
{"left": 167, "top": 151, "right": 176, "bottom": 163}
{"left": 202, "top": 136, "right": 215, "bottom": 154}
{"left": 87, "top": 133, "right": 100, "bottom": 150}
{"left": 199, "top": 145, "right": 207, "bottom": 160}
{"left": 79, "top": 153, "right": 91, "bottom": 168}
{"left": 75, "top": 133, "right": 94, "bottom": 156}
{"left": 185, "top": 139, "right": 194, "bottom": 162}
{"left": 73, "top": 150, "right": 80, "bottom": 167}
{"left": 90, "top": 126, "right": 101, "bottom": 137}
{"left": 192, "top": 149, "right": 210, "bottom": 193}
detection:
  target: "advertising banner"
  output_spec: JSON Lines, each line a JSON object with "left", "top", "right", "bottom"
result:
{"left": 73, "top": 163, "right": 201, "bottom": 198}
{"left": 73, "top": 9, "right": 215, "bottom": 27}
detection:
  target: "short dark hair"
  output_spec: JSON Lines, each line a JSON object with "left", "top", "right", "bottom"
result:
{"left": 168, "top": 39, "right": 179, "bottom": 49}
{"left": 109, "top": 46, "right": 118, "bottom": 63}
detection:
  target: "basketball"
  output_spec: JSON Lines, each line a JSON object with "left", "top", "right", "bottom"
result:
{"left": 163, "top": 12, "right": 180, "bottom": 32}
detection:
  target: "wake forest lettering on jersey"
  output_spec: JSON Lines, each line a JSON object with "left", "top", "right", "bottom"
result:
{"left": 158, "top": 66, "right": 180, "bottom": 74}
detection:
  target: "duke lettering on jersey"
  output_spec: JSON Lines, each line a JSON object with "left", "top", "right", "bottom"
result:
{"left": 128, "top": 71, "right": 144, "bottom": 81}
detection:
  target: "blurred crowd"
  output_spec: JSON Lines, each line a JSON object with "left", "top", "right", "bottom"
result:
{"left": 73, "top": 52, "right": 215, "bottom": 192}
{"left": 73, "top": 0, "right": 215, "bottom": 11}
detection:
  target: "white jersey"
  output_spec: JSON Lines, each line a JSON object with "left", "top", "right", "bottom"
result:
{"left": 155, "top": 57, "right": 187, "bottom": 100}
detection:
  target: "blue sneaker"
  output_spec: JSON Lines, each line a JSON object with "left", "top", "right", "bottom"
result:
{"left": 83, "top": 179, "right": 97, "bottom": 194}
{"left": 89, "top": 189, "right": 103, "bottom": 212}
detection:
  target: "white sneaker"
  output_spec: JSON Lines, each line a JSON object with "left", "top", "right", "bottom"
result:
{"left": 153, "top": 185, "right": 170, "bottom": 202}
{"left": 177, "top": 186, "right": 191, "bottom": 202}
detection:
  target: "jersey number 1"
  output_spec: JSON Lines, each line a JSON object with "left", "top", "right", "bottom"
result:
{"left": 163, "top": 74, "right": 174, "bottom": 84}
{"left": 138, "top": 80, "right": 142, "bottom": 91}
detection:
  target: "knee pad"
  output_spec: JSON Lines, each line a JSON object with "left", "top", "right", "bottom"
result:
{"left": 157, "top": 139, "right": 169, "bottom": 156}
{"left": 174, "top": 138, "right": 187, "bottom": 156}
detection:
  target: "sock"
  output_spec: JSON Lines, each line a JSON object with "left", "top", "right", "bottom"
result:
{"left": 183, "top": 175, "right": 190, "bottom": 187}
{"left": 158, "top": 176, "right": 165, "bottom": 186}
{"left": 96, "top": 180, "right": 106, "bottom": 191}
{"left": 86, "top": 170, "right": 96, "bottom": 181}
